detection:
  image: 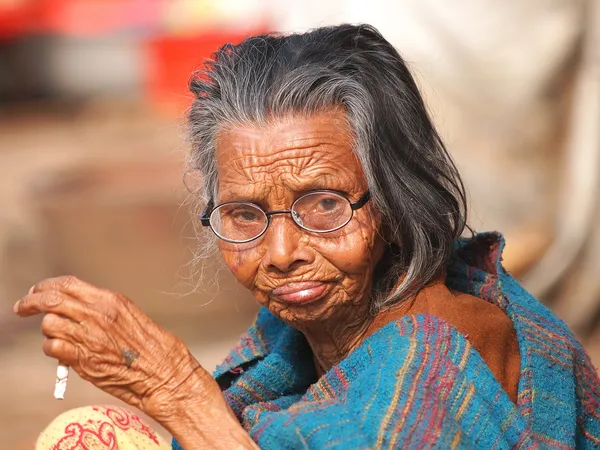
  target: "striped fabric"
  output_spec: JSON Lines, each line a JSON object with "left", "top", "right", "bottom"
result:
{"left": 173, "top": 232, "right": 600, "bottom": 449}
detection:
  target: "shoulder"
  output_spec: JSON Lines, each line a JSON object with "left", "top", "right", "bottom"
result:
{"left": 408, "top": 285, "right": 520, "bottom": 402}
{"left": 445, "top": 291, "right": 517, "bottom": 344}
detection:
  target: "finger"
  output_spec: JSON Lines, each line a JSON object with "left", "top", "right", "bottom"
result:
{"left": 41, "top": 313, "right": 83, "bottom": 342}
{"left": 31, "top": 275, "right": 100, "bottom": 301}
{"left": 43, "top": 338, "right": 79, "bottom": 367}
{"left": 15, "top": 291, "right": 88, "bottom": 321}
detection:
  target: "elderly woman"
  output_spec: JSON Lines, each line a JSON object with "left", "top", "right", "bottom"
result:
{"left": 15, "top": 24, "right": 600, "bottom": 449}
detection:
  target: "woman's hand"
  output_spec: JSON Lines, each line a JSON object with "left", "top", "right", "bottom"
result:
{"left": 13, "top": 275, "right": 208, "bottom": 421}
{"left": 14, "top": 275, "right": 260, "bottom": 448}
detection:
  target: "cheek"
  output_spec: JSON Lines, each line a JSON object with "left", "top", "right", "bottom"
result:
{"left": 321, "top": 240, "right": 374, "bottom": 274}
{"left": 336, "top": 211, "right": 385, "bottom": 275}
{"left": 315, "top": 224, "right": 381, "bottom": 275}
{"left": 219, "top": 241, "right": 262, "bottom": 288}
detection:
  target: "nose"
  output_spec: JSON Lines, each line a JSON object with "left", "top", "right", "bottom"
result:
{"left": 263, "top": 215, "right": 313, "bottom": 273}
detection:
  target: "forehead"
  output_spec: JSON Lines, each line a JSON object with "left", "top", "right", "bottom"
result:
{"left": 214, "top": 112, "right": 367, "bottom": 202}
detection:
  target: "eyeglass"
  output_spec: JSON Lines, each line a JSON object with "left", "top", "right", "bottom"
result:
{"left": 201, "top": 190, "right": 371, "bottom": 243}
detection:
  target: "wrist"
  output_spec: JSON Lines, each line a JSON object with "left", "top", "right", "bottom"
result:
{"left": 142, "top": 349, "right": 258, "bottom": 450}
{"left": 168, "top": 398, "right": 257, "bottom": 449}
{"left": 142, "top": 348, "right": 209, "bottom": 421}
{"left": 160, "top": 382, "right": 258, "bottom": 449}
{"left": 141, "top": 351, "right": 257, "bottom": 449}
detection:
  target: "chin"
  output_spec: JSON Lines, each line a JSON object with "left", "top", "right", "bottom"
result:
{"left": 263, "top": 294, "right": 347, "bottom": 327}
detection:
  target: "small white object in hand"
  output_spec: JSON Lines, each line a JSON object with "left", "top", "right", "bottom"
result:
{"left": 54, "top": 363, "right": 69, "bottom": 400}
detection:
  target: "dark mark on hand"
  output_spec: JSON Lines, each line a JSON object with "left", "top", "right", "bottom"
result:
{"left": 122, "top": 349, "right": 139, "bottom": 368}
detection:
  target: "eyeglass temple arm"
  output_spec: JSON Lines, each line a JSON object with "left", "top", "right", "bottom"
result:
{"left": 200, "top": 200, "right": 214, "bottom": 226}
{"left": 350, "top": 191, "right": 371, "bottom": 210}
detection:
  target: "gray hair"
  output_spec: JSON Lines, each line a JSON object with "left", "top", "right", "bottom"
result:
{"left": 187, "top": 24, "right": 468, "bottom": 312}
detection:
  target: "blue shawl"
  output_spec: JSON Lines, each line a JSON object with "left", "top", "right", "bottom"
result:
{"left": 173, "top": 233, "right": 600, "bottom": 448}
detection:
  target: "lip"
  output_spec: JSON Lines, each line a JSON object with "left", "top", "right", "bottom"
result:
{"left": 271, "top": 281, "right": 330, "bottom": 305}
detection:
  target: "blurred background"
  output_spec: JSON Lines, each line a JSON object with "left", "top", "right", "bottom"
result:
{"left": 0, "top": 0, "right": 598, "bottom": 447}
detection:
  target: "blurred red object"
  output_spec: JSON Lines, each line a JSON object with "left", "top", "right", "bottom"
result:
{"left": 39, "top": 0, "right": 163, "bottom": 36}
{"left": 0, "top": 0, "right": 164, "bottom": 39}
{"left": 0, "top": 1, "right": 39, "bottom": 39}
{"left": 144, "top": 26, "right": 269, "bottom": 115}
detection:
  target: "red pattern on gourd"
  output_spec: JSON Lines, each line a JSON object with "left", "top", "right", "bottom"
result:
{"left": 52, "top": 406, "right": 160, "bottom": 449}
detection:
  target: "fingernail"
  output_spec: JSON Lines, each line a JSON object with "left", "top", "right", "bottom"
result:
{"left": 29, "top": 285, "right": 36, "bottom": 295}
{"left": 13, "top": 301, "right": 19, "bottom": 313}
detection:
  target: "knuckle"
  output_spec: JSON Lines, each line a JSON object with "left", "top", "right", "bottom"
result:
{"left": 83, "top": 352, "right": 106, "bottom": 375}
{"left": 59, "top": 275, "right": 80, "bottom": 288}
{"left": 99, "top": 293, "right": 127, "bottom": 325}
{"left": 97, "top": 362, "right": 113, "bottom": 375}
{"left": 43, "top": 338, "right": 62, "bottom": 357}
{"left": 74, "top": 349, "right": 92, "bottom": 379}
{"left": 87, "top": 341, "right": 105, "bottom": 355}
{"left": 101, "top": 307, "right": 119, "bottom": 326}
{"left": 40, "top": 313, "right": 58, "bottom": 333}
{"left": 87, "top": 334, "right": 108, "bottom": 353}
{"left": 41, "top": 291, "right": 64, "bottom": 310}
{"left": 107, "top": 291, "right": 124, "bottom": 305}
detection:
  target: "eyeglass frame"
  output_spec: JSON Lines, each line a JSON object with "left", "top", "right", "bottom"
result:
{"left": 200, "top": 189, "right": 372, "bottom": 243}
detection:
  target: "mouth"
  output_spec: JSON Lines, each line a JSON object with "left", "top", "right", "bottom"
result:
{"left": 271, "top": 281, "right": 331, "bottom": 305}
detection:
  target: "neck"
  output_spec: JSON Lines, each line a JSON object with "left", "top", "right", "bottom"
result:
{"left": 301, "top": 298, "right": 415, "bottom": 375}
{"left": 298, "top": 271, "right": 447, "bottom": 374}
{"left": 302, "top": 307, "right": 374, "bottom": 375}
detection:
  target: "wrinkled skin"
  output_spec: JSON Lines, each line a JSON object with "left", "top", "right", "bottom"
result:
{"left": 215, "top": 112, "right": 387, "bottom": 370}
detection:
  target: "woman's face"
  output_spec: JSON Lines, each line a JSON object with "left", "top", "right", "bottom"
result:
{"left": 214, "top": 111, "right": 386, "bottom": 326}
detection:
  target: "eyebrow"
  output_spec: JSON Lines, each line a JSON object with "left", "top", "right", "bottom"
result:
{"left": 218, "top": 177, "right": 348, "bottom": 204}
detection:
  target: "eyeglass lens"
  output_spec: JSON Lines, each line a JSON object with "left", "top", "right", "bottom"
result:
{"left": 209, "top": 191, "right": 353, "bottom": 242}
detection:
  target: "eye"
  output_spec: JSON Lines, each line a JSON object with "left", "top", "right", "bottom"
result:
{"left": 235, "top": 209, "right": 260, "bottom": 222}
{"left": 292, "top": 192, "right": 352, "bottom": 231}
{"left": 317, "top": 197, "right": 341, "bottom": 212}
